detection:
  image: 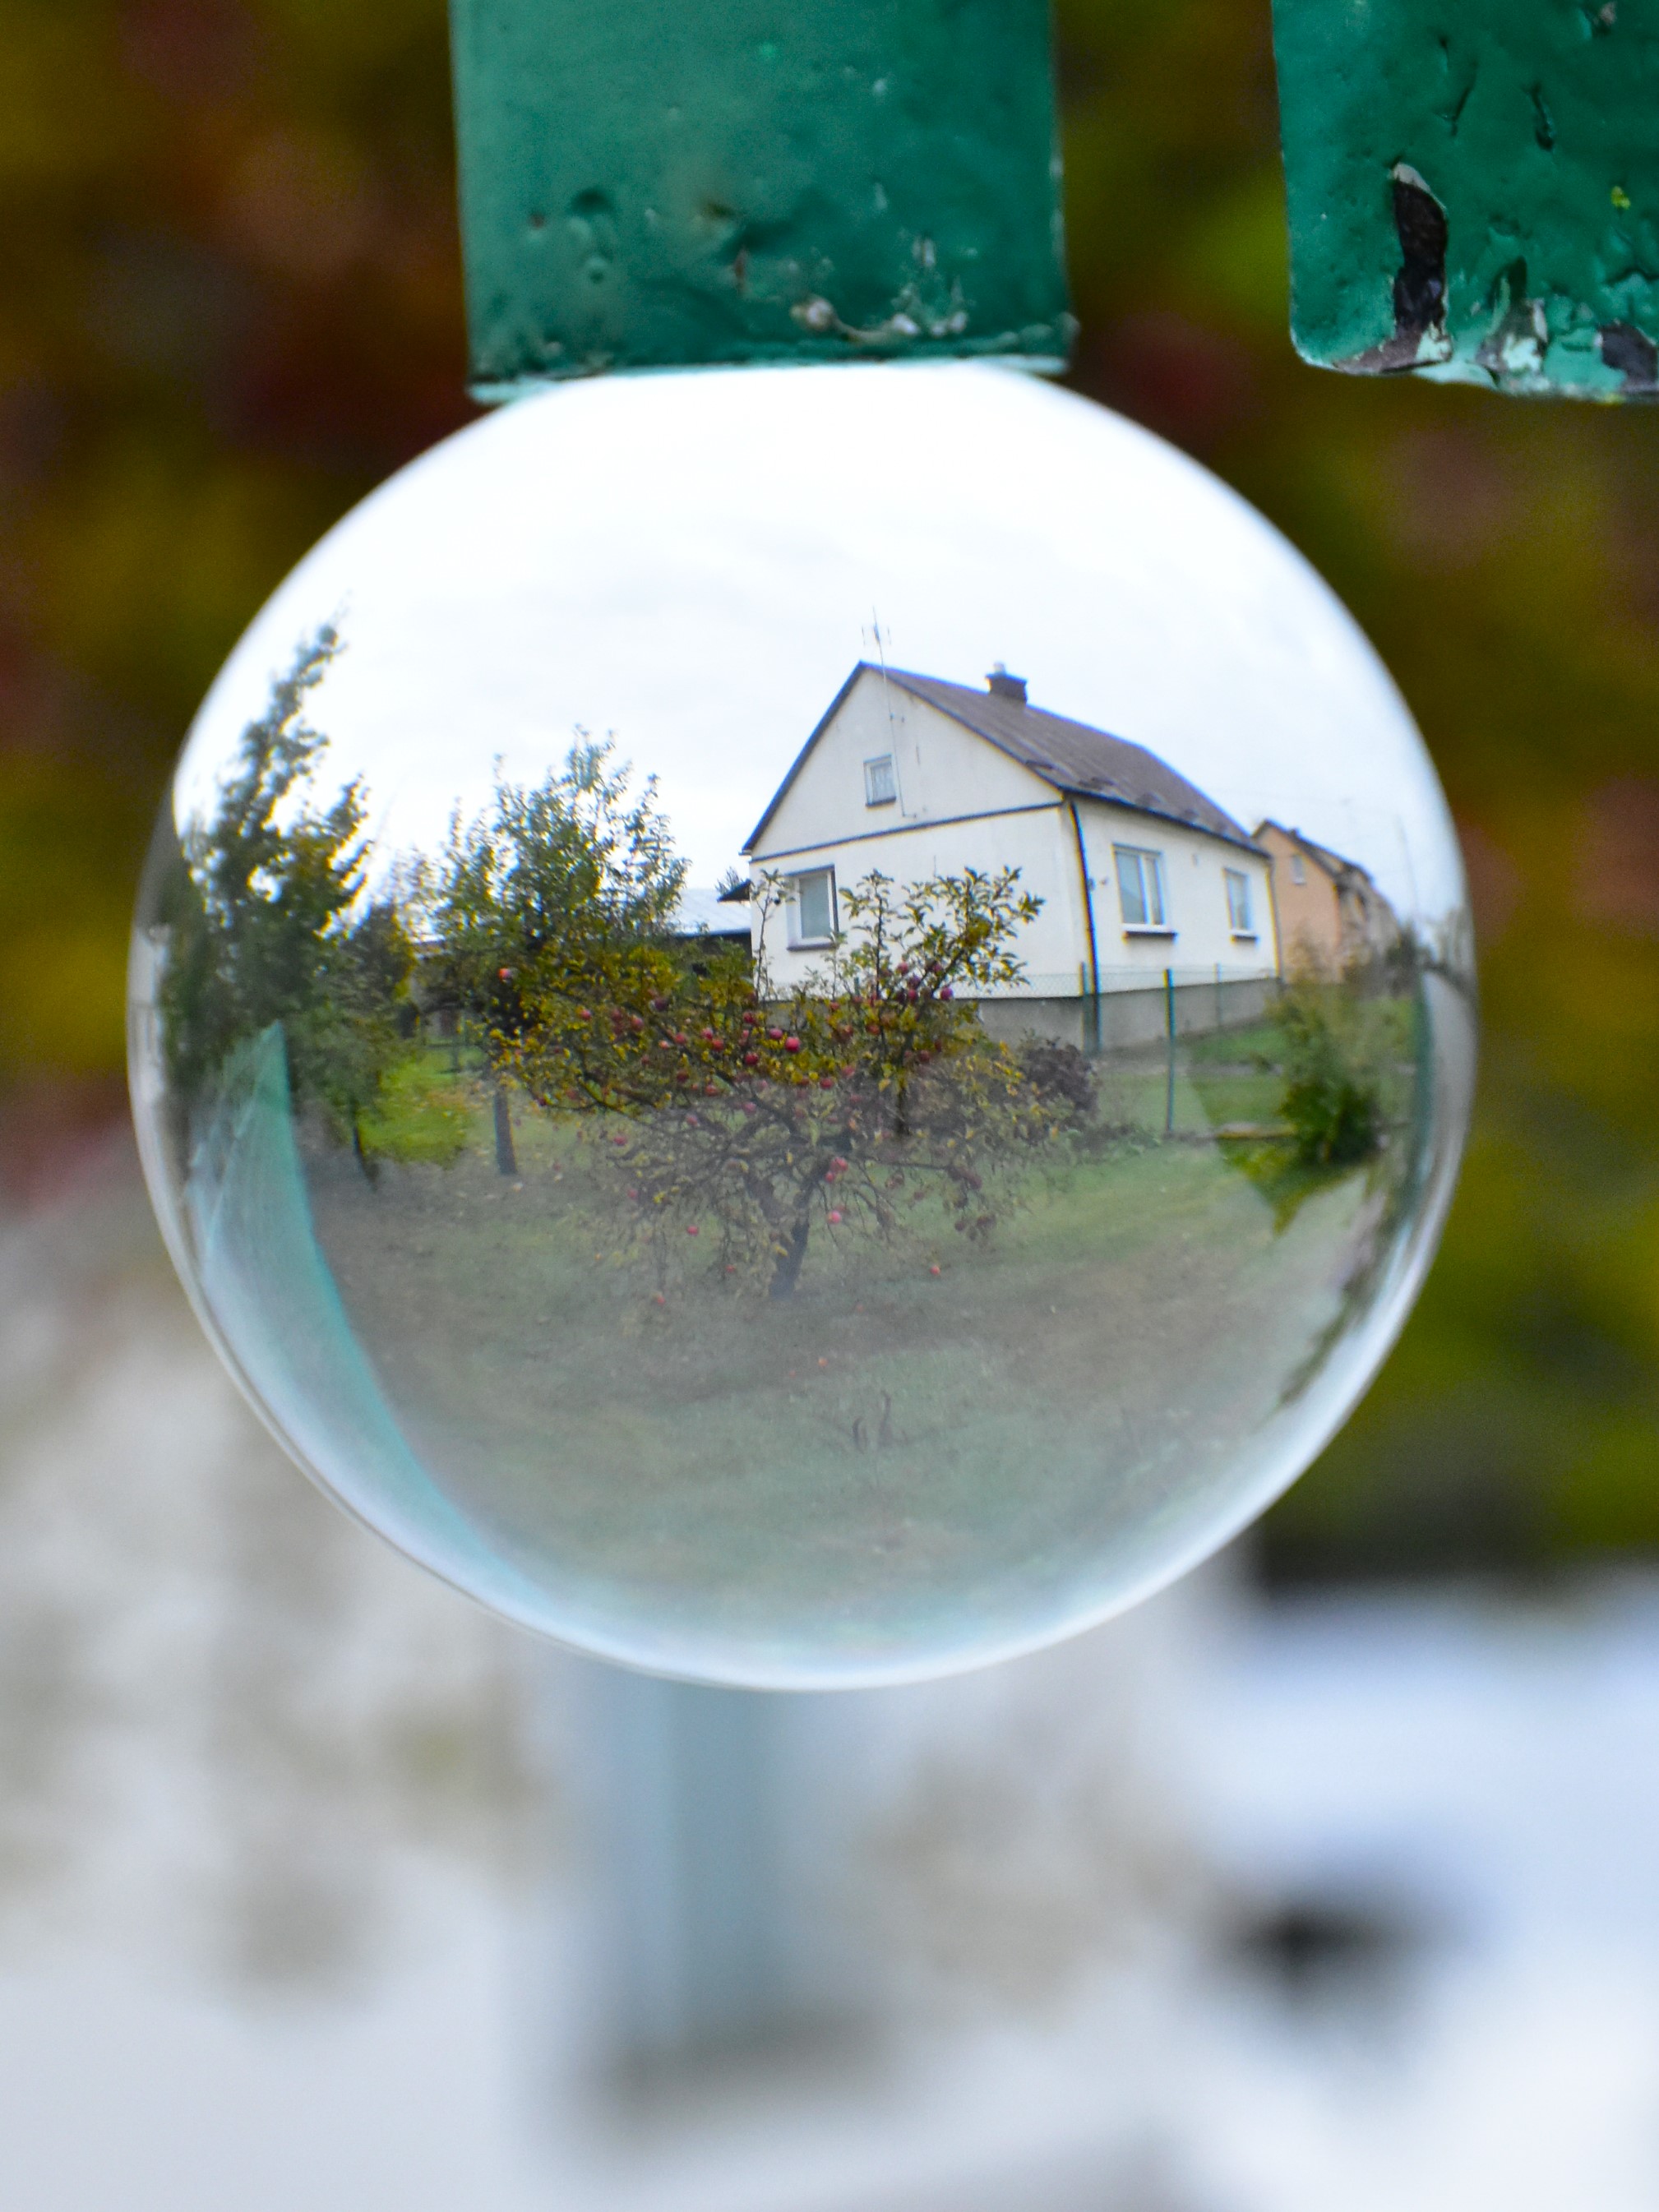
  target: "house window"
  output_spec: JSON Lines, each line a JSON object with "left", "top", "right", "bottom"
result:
{"left": 1114, "top": 846, "right": 1167, "bottom": 929}
{"left": 864, "top": 755, "right": 896, "bottom": 806}
{"left": 792, "top": 867, "right": 837, "bottom": 945}
{"left": 1289, "top": 852, "right": 1306, "bottom": 885}
{"left": 1225, "top": 868, "right": 1253, "bottom": 933}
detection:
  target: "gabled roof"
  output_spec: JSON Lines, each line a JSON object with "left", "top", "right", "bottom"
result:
{"left": 742, "top": 663, "right": 1260, "bottom": 855}
{"left": 1254, "top": 820, "right": 1379, "bottom": 889}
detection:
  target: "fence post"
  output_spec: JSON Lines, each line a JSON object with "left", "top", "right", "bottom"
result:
{"left": 1164, "top": 968, "right": 1176, "bottom": 1137}
{"left": 493, "top": 1082, "right": 519, "bottom": 1176}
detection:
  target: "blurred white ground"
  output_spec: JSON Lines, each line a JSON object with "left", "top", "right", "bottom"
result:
{"left": 2, "top": 1137, "right": 1658, "bottom": 2212}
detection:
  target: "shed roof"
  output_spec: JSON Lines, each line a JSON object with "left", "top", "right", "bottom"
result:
{"left": 743, "top": 663, "right": 1260, "bottom": 855}
{"left": 668, "top": 885, "right": 752, "bottom": 938}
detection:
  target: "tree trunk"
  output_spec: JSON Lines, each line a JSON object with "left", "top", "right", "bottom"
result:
{"left": 493, "top": 1083, "right": 519, "bottom": 1176}
{"left": 768, "top": 1214, "right": 811, "bottom": 1300}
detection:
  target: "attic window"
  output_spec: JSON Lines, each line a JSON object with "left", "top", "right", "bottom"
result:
{"left": 1289, "top": 853, "right": 1306, "bottom": 885}
{"left": 864, "top": 755, "right": 896, "bottom": 806}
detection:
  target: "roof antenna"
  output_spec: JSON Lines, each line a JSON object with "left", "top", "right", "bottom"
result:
{"left": 869, "top": 607, "right": 906, "bottom": 812}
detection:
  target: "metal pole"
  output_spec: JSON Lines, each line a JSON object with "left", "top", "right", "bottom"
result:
{"left": 1068, "top": 801, "right": 1102, "bottom": 1057}
{"left": 594, "top": 1673, "right": 800, "bottom": 2072}
{"left": 1164, "top": 968, "right": 1176, "bottom": 1136}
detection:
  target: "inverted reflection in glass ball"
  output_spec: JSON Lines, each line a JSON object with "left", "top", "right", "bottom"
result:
{"left": 129, "top": 365, "right": 1474, "bottom": 1688}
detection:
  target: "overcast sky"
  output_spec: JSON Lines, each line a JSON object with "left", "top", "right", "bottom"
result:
{"left": 174, "top": 363, "right": 1464, "bottom": 926}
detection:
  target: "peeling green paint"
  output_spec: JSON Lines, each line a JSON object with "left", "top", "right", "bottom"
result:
{"left": 1273, "top": 0, "right": 1659, "bottom": 398}
{"left": 450, "top": 0, "right": 1073, "bottom": 395}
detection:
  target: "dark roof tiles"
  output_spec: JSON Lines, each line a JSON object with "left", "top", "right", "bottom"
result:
{"left": 1254, "top": 819, "right": 1379, "bottom": 889}
{"left": 880, "top": 668, "right": 1259, "bottom": 852}
{"left": 744, "top": 663, "right": 1260, "bottom": 856}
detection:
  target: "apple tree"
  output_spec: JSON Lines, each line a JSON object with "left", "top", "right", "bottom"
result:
{"left": 496, "top": 861, "right": 1074, "bottom": 1299}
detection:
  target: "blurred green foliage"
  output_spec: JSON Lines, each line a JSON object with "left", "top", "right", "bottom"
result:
{"left": 2, "top": 0, "right": 1656, "bottom": 1573}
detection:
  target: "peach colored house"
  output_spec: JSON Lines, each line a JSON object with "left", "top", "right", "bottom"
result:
{"left": 1254, "top": 821, "right": 1398, "bottom": 978}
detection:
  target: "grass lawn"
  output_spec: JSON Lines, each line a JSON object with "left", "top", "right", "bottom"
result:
{"left": 303, "top": 1048, "right": 1412, "bottom": 1670}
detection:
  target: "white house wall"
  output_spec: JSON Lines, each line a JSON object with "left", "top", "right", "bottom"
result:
{"left": 751, "top": 673, "right": 1059, "bottom": 859}
{"left": 1072, "top": 800, "right": 1279, "bottom": 990}
{"left": 748, "top": 670, "right": 1278, "bottom": 1000}
{"left": 750, "top": 677, "right": 1088, "bottom": 997}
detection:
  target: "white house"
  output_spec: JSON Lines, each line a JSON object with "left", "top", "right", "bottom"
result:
{"left": 742, "top": 663, "right": 1278, "bottom": 1050}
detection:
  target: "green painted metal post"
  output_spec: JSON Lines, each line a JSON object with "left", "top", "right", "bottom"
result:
{"left": 1164, "top": 968, "right": 1176, "bottom": 1138}
{"left": 449, "top": 0, "right": 1071, "bottom": 395}
{"left": 1273, "top": 0, "right": 1659, "bottom": 397}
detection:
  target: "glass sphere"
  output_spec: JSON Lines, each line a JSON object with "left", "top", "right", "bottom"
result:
{"left": 129, "top": 364, "right": 1474, "bottom": 1688}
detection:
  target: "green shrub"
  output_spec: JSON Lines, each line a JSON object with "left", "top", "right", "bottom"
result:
{"left": 1273, "top": 982, "right": 1385, "bottom": 1168}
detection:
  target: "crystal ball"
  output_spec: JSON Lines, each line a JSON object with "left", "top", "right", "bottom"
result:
{"left": 129, "top": 364, "right": 1474, "bottom": 1688}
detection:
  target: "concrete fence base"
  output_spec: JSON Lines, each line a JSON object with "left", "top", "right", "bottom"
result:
{"left": 977, "top": 976, "right": 1281, "bottom": 1056}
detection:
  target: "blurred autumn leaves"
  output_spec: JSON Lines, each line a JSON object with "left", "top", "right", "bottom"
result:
{"left": 2, "top": 0, "right": 1656, "bottom": 1567}
{"left": 0, "top": 0, "right": 471, "bottom": 1111}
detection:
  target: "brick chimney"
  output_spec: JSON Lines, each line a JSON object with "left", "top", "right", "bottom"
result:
{"left": 987, "top": 663, "right": 1028, "bottom": 704}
